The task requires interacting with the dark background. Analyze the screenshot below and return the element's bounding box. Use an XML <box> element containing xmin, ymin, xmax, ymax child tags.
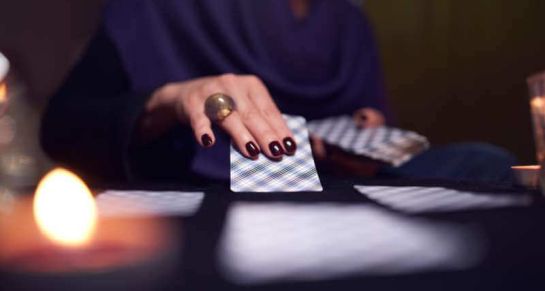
<box><xmin>0</xmin><ymin>0</ymin><xmax>543</xmax><ymax>164</ymax></box>
<box><xmin>365</xmin><ymin>0</ymin><xmax>545</xmax><ymax>164</ymax></box>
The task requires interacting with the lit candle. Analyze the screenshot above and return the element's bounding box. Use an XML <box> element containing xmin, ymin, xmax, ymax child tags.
<box><xmin>526</xmin><ymin>73</ymin><xmax>545</xmax><ymax>192</ymax></box>
<box><xmin>530</xmin><ymin>97</ymin><xmax>545</xmax><ymax>164</ymax></box>
<box><xmin>0</xmin><ymin>168</ymin><xmax>180</xmax><ymax>290</ymax></box>
<box><xmin>34</xmin><ymin>168</ymin><xmax>97</xmax><ymax>249</ymax></box>
<box><xmin>0</xmin><ymin>52</ymin><xmax>8</xmax><ymax>115</ymax></box>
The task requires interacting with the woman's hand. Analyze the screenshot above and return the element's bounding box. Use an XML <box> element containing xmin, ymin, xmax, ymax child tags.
<box><xmin>311</xmin><ymin>134</ymin><xmax>381</xmax><ymax>177</ymax></box>
<box><xmin>140</xmin><ymin>74</ymin><xmax>296</xmax><ymax>160</ymax></box>
<box><xmin>310</xmin><ymin>107</ymin><xmax>385</xmax><ymax>173</ymax></box>
<box><xmin>310</xmin><ymin>107</ymin><xmax>386</xmax><ymax>176</ymax></box>
<box><xmin>353</xmin><ymin>107</ymin><xmax>385</xmax><ymax>128</ymax></box>
<box><xmin>311</xmin><ymin>107</ymin><xmax>386</xmax><ymax>160</ymax></box>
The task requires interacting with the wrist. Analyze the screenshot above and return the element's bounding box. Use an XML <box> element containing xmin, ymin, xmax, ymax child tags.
<box><xmin>138</xmin><ymin>85</ymin><xmax>180</xmax><ymax>144</ymax></box>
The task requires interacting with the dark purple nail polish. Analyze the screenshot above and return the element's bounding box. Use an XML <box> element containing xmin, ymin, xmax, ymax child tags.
<box><xmin>269</xmin><ymin>141</ymin><xmax>284</xmax><ymax>156</ymax></box>
<box><xmin>246</xmin><ymin>142</ymin><xmax>260</xmax><ymax>157</ymax></box>
<box><xmin>201</xmin><ymin>134</ymin><xmax>213</xmax><ymax>147</ymax></box>
<box><xmin>283</xmin><ymin>137</ymin><xmax>297</xmax><ymax>155</ymax></box>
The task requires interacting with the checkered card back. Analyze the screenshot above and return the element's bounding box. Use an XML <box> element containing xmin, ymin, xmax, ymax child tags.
<box><xmin>230</xmin><ymin>115</ymin><xmax>323</xmax><ymax>192</ymax></box>
<box><xmin>96</xmin><ymin>190</ymin><xmax>204</xmax><ymax>217</ymax></box>
<box><xmin>354</xmin><ymin>185</ymin><xmax>531</xmax><ymax>214</ymax></box>
<box><xmin>307</xmin><ymin>116</ymin><xmax>429</xmax><ymax>167</ymax></box>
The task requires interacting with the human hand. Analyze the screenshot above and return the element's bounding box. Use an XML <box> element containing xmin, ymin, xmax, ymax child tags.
<box><xmin>310</xmin><ymin>134</ymin><xmax>327</xmax><ymax>160</ymax></box>
<box><xmin>310</xmin><ymin>134</ymin><xmax>381</xmax><ymax>177</ymax></box>
<box><xmin>310</xmin><ymin>109</ymin><xmax>385</xmax><ymax>176</ymax></box>
<box><xmin>311</xmin><ymin>108</ymin><xmax>385</xmax><ymax>160</ymax></box>
<box><xmin>353</xmin><ymin>107</ymin><xmax>385</xmax><ymax>128</ymax></box>
<box><xmin>143</xmin><ymin>74</ymin><xmax>296</xmax><ymax>160</ymax></box>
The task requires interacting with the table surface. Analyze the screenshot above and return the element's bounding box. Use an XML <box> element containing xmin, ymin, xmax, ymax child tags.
<box><xmin>149</xmin><ymin>175</ymin><xmax>544</xmax><ymax>291</ymax></box>
<box><xmin>4</xmin><ymin>175</ymin><xmax>545</xmax><ymax>291</ymax></box>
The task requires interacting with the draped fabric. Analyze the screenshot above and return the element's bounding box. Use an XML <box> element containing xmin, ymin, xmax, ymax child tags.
<box><xmin>104</xmin><ymin>0</ymin><xmax>388</xmax><ymax>179</ymax></box>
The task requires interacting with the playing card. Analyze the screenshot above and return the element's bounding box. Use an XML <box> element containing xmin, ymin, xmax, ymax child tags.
<box><xmin>218</xmin><ymin>202</ymin><xmax>480</xmax><ymax>284</ymax></box>
<box><xmin>96</xmin><ymin>190</ymin><xmax>204</xmax><ymax>217</ymax></box>
<box><xmin>354</xmin><ymin>185</ymin><xmax>531</xmax><ymax>214</ymax></box>
<box><xmin>307</xmin><ymin>116</ymin><xmax>429</xmax><ymax>167</ymax></box>
<box><xmin>230</xmin><ymin>115</ymin><xmax>323</xmax><ymax>192</ymax></box>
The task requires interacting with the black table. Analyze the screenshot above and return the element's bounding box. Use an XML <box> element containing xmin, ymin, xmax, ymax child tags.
<box><xmin>134</xmin><ymin>175</ymin><xmax>545</xmax><ymax>291</ymax></box>
<box><xmin>3</xmin><ymin>175</ymin><xmax>545</xmax><ymax>291</ymax></box>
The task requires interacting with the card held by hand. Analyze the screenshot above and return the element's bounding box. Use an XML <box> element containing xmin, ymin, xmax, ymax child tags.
<box><xmin>230</xmin><ymin>115</ymin><xmax>323</xmax><ymax>193</ymax></box>
<box><xmin>308</xmin><ymin>115</ymin><xmax>429</xmax><ymax>167</ymax></box>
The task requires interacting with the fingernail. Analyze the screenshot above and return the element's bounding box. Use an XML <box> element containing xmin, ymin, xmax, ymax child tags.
<box><xmin>283</xmin><ymin>137</ymin><xmax>297</xmax><ymax>155</ymax></box>
<box><xmin>201</xmin><ymin>134</ymin><xmax>213</xmax><ymax>147</ymax></box>
<box><xmin>269</xmin><ymin>141</ymin><xmax>284</xmax><ymax>156</ymax></box>
<box><xmin>246</xmin><ymin>142</ymin><xmax>260</xmax><ymax>157</ymax></box>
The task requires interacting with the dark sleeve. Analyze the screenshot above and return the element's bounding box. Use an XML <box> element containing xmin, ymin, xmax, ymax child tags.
<box><xmin>40</xmin><ymin>27</ymin><xmax>152</xmax><ymax>183</ymax></box>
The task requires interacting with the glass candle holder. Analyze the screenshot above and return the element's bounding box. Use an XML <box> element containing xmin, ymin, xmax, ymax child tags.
<box><xmin>0</xmin><ymin>52</ymin><xmax>9</xmax><ymax>116</ymax></box>
<box><xmin>0</xmin><ymin>52</ymin><xmax>48</xmax><ymax>194</ymax></box>
<box><xmin>527</xmin><ymin>72</ymin><xmax>545</xmax><ymax>164</ymax></box>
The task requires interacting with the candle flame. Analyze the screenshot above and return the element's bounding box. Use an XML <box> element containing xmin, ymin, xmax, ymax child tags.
<box><xmin>33</xmin><ymin>168</ymin><xmax>97</xmax><ymax>247</ymax></box>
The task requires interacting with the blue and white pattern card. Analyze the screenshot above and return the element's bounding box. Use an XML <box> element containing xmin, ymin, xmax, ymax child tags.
<box><xmin>307</xmin><ymin>116</ymin><xmax>429</xmax><ymax>167</ymax></box>
<box><xmin>230</xmin><ymin>115</ymin><xmax>323</xmax><ymax>192</ymax></box>
<box><xmin>96</xmin><ymin>190</ymin><xmax>205</xmax><ymax>217</ymax></box>
<box><xmin>354</xmin><ymin>185</ymin><xmax>531</xmax><ymax>214</ymax></box>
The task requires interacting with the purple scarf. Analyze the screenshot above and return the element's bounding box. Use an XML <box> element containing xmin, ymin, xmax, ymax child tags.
<box><xmin>104</xmin><ymin>0</ymin><xmax>388</xmax><ymax>179</ymax></box>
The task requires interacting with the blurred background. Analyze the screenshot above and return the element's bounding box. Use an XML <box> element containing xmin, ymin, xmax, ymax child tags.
<box><xmin>0</xmin><ymin>0</ymin><xmax>544</xmax><ymax>164</ymax></box>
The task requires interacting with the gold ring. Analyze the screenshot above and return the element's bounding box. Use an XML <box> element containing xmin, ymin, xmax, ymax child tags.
<box><xmin>205</xmin><ymin>93</ymin><xmax>236</xmax><ymax>122</ymax></box>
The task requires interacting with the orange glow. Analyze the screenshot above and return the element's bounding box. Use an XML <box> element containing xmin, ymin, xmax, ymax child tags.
<box><xmin>0</xmin><ymin>83</ymin><xmax>6</xmax><ymax>104</ymax></box>
<box><xmin>33</xmin><ymin>168</ymin><xmax>97</xmax><ymax>248</ymax></box>
<box><xmin>511</xmin><ymin>165</ymin><xmax>540</xmax><ymax>170</ymax></box>
<box><xmin>531</xmin><ymin>97</ymin><xmax>545</xmax><ymax>108</ymax></box>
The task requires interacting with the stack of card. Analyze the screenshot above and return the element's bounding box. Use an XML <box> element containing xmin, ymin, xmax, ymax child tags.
<box><xmin>230</xmin><ymin>115</ymin><xmax>323</xmax><ymax>192</ymax></box>
<box><xmin>354</xmin><ymin>185</ymin><xmax>531</xmax><ymax>214</ymax></box>
<box><xmin>308</xmin><ymin>116</ymin><xmax>429</xmax><ymax>167</ymax></box>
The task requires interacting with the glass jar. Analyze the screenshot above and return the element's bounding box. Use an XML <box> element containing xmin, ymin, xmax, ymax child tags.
<box><xmin>0</xmin><ymin>52</ymin><xmax>48</xmax><ymax>205</ymax></box>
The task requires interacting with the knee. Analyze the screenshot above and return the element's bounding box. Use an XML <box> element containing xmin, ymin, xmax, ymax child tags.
<box><xmin>445</xmin><ymin>142</ymin><xmax>517</xmax><ymax>166</ymax></box>
<box><xmin>425</xmin><ymin>142</ymin><xmax>517</xmax><ymax>182</ymax></box>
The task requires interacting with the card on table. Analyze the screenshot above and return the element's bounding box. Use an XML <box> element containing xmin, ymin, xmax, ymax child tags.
<box><xmin>218</xmin><ymin>202</ymin><xmax>480</xmax><ymax>284</ymax></box>
<box><xmin>96</xmin><ymin>190</ymin><xmax>204</xmax><ymax>217</ymax></box>
<box><xmin>354</xmin><ymin>185</ymin><xmax>531</xmax><ymax>214</ymax></box>
<box><xmin>230</xmin><ymin>115</ymin><xmax>323</xmax><ymax>192</ymax></box>
<box><xmin>307</xmin><ymin>115</ymin><xmax>429</xmax><ymax>167</ymax></box>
